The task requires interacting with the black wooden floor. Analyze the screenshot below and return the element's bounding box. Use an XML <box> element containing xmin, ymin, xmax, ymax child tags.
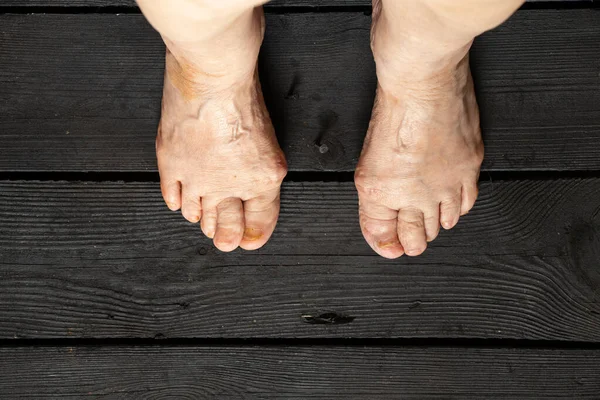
<box><xmin>1</xmin><ymin>0</ymin><xmax>600</xmax><ymax>398</ymax></box>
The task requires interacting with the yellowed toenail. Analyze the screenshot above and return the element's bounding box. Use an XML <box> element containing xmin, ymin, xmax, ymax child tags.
<box><xmin>166</xmin><ymin>202</ymin><xmax>177</xmax><ymax>210</ymax></box>
<box><xmin>378</xmin><ymin>240</ymin><xmax>397</xmax><ymax>249</ymax></box>
<box><xmin>243</xmin><ymin>228</ymin><xmax>263</xmax><ymax>241</ymax></box>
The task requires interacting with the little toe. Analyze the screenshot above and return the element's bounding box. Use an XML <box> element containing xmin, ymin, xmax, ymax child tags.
<box><xmin>358</xmin><ymin>200</ymin><xmax>404</xmax><ymax>259</ymax></box>
<box><xmin>240</xmin><ymin>189</ymin><xmax>280</xmax><ymax>251</ymax></box>
<box><xmin>424</xmin><ymin>206</ymin><xmax>441</xmax><ymax>242</ymax></box>
<box><xmin>440</xmin><ymin>195</ymin><xmax>462</xmax><ymax>230</ymax></box>
<box><xmin>397</xmin><ymin>209</ymin><xmax>427</xmax><ymax>256</ymax></box>
<box><xmin>213</xmin><ymin>197</ymin><xmax>244</xmax><ymax>252</ymax></box>
<box><xmin>181</xmin><ymin>190</ymin><xmax>201</xmax><ymax>223</ymax></box>
<box><xmin>161</xmin><ymin>179</ymin><xmax>181</xmax><ymax>211</ymax></box>
<box><xmin>200</xmin><ymin>197</ymin><xmax>219</xmax><ymax>239</ymax></box>
<box><xmin>461</xmin><ymin>183</ymin><xmax>479</xmax><ymax>216</ymax></box>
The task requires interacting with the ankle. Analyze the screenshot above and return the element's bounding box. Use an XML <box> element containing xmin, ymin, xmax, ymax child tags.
<box><xmin>165</xmin><ymin>48</ymin><xmax>259</xmax><ymax>98</ymax></box>
<box><xmin>163</xmin><ymin>7</ymin><xmax>264</xmax><ymax>91</ymax></box>
<box><xmin>374</xmin><ymin>51</ymin><xmax>471</xmax><ymax>102</ymax></box>
<box><xmin>371</xmin><ymin>4</ymin><xmax>473</xmax><ymax>93</ymax></box>
<box><xmin>372</xmin><ymin>33</ymin><xmax>471</xmax><ymax>97</ymax></box>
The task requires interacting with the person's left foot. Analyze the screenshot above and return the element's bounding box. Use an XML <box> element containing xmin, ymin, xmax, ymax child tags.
<box><xmin>355</xmin><ymin>9</ymin><xmax>484</xmax><ymax>259</ymax></box>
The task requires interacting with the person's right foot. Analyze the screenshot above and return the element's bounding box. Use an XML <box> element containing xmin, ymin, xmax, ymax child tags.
<box><xmin>156</xmin><ymin>9</ymin><xmax>287</xmax><ymax>252</ymax></box>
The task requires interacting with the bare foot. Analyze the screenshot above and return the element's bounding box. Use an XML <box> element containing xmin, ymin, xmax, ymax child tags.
<box><xmin>156</xmin><ymin>16</ymin><xmax>287</xmax><ymax>252</ymax></box>
<box><xmin>355</xmin><ymin>6</ymin><xmax>484</xmax><ymax>259</ymax></box>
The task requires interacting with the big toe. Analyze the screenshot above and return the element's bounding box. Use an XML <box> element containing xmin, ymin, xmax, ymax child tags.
<box><xmin>358</xmin><ymin>200</ymin><xmax>404</xmax><ymax>259</ymax></box>
<box><xmin>240</xmin><ymin>189</ymin><xmax>281</xmax><ymax>251</ymax></box>
<box><xmin>213</xmin><ymin>197</ymin><xmax>244</xmax><ymax>252</ymax></box>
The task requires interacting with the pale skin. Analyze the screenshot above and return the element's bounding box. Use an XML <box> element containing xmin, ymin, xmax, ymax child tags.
<box><xmin>136</xmin><ymin>0</ymin><xmax>524</xmax><ymax>256</ymax></box>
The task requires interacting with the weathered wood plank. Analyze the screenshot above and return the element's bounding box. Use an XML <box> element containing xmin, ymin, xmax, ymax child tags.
<box><xmin>1</xmin><ymin>10</ymin><xmax>599</xmax><ymax>172</ymax></box>
<box><xmin>0</xmin><ymin>345</ymin><xmax>598</xmax><ymax>398</ymax></box>
<box><xmin>0</xmin><ymin>0</ymin><xmax>587</xmax><ymax>7</ymax></box>
<box><xmin>1</xmin><ymin>179</ymin><xmax>599</xmax><ymax>340</ymax></box>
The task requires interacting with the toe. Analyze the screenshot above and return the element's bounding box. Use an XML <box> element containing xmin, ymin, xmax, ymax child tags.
<box><xmin>397</xmin><ymin>209</ymin><xmax>427</xmax><ymax>256</ymax></box>
<box><xmin>424</xmin><ymin>205</ymin><xmax>441</xmax><ymax>242</ymax></box>
<box><xmin>213</xmin><ymin>197</ymin><xmax>244</xmax><ymax>252</ymax></box>
<box><xmin>200</xmin><ymin>197</ymin><xmax>219</xmax><ymax>239</ymax></box>
<box><xmin>180</xmin><ymin>190</ymin><xmax>201</xmax><ymax>223</ymax></box>
<box><xmin>160</xmin><ymin>179</ymin><xmax>181</xmax><ymax>211</ymax></box>
<box><xmin>240</xmin><ymin>189</ymin><xmax>280</xmax><ymax>251</ymax></box>
<box><xmin>358</xmin><ymin>199</ymin><xmax>404</xmax><ymax>259</ymax></box>
<box><xmin>461</xmin><ymin>183</ymin><xmax>479</xmax><ymax>216</ymax></box>
<box><xmin>440</xmin><ymin>194</ymin><xmax>462</xmax><ymax>230</ymax></box>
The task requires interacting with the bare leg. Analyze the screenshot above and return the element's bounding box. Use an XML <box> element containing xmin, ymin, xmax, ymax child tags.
<box><xmin>356</xmin><ymin>0</ymin><xmax>524</xmax><ymax>258</ymax></box>
<box><xmin>137</xmin><ymin>0</ymin><xmax>287</xmax><ymax>252</ymax></box>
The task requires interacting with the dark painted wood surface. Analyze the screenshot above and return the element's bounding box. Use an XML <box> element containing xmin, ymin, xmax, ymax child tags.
<box><xmin>1</xmin><ymin>10</ymin><xmax>600</xmax><ymax>172</ymax></box>
<box><xmin>1</xmin><ymin>179</ymin><xmax>599</xmax><ymax>340</ymax></box>
<box><xmin>0</xmin><ymin>345</ymin><xmax>598</xmax><ymax>398</ymax></box>
<box><xmin>1</xmin><ymin>2</ymin><xmax>599</xmax><ymax>393</ymax></box>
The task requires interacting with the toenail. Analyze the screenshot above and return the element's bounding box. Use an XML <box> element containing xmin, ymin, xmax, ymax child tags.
<box><xmin>377</xmin><ymin>240</ymin><xmax>397</xmax><ymax>249</ymax></box>
<box><xmin>243</xmin><ymin>227</ymin><xmax>263</xmax><ymax>241</ymax></box>
<box><xmin>166</xmin><ymin>201</ymin><xmax>178</xmax><ymax>210</ymax></box>
<box><xmin>215</xmin><ymin>235</ymin><xmax>239</xmax><ymax>249</ymax></box>
<box><xmin>406</xmin><ymin>247</ymin><xmax>425</xmax><ymax>255</ymax></box>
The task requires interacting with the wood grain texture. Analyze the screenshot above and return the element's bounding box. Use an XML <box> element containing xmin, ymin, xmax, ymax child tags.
<box><xmin>0</xmin><ymin>345</ymin><xmax>599</xmax><ymax>398</ymax></box>
<box><xmin>1</xmin><ymin>179</ymin><xmax>599</xmax><ymax>340</ymax></box>
<box><xmin>1</xmin><ymin>11</ymin><xmax>600</xmax><ymax>172</ymax></box>
<box><xmin>0</xmin><ymin>0</ymin><xmax>587</xmax><ymax>7</ymax></box>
